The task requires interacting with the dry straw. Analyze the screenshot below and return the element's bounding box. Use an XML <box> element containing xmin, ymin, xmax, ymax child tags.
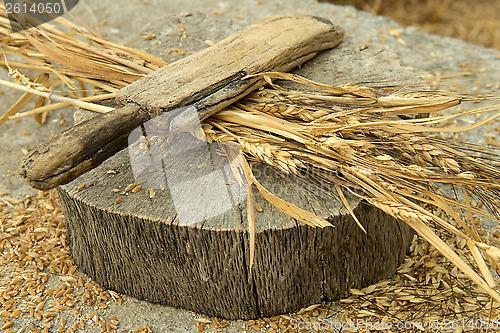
<box><xmin>1</xmin><ymin>5</ymin><xmax>500</xmax><ymax>326</ymax></box>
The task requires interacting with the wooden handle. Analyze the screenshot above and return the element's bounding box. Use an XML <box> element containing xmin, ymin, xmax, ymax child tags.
<box><xmin>19</xmin><ymin>104</ymin><xmax>149</xmax><ymax>190</ymax></box>
<box><xmin>20</xmin><ymin>15</ymin><xmax>344</xmax><ymax>190</ymax></box>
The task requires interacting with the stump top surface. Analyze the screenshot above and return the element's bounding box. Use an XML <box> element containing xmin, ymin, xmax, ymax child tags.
<box><xmin>63</xmin><ymin>13</ymin><xmax>423</xmax><ymax>232</ymax></box>
<box><xmin>62</xmin><ymin>145</ymin><xmax>354</xmax><ymax>232</ymax></box>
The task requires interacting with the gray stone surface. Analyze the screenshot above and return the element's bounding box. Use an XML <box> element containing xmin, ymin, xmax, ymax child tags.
<box><xmin>1</xmin><ymin>0</ymin><xmax>499</xmax><ymax>331</ymax></box>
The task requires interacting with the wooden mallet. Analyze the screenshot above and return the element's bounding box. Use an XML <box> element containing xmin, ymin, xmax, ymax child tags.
<box><xmin>19</xmin><ymin>15</ymin><xmax>344</xmax><ymax>190</ymax></box>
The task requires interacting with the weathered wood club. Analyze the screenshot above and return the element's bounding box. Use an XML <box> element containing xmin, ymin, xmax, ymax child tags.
<box><xmin>19</xmin><ymin>15</ymin><xmax>344</xmax><ymax>190</ymax></box>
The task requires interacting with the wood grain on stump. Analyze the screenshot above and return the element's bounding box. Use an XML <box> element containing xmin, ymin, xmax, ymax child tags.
<box><xmin>57</xmin><ymin>14</ymin><xmax>419</xmax><ymax>319</ymax></box>
<box><xmin>58</xmin><ymin>148</ymin><xmax>414</xmax><ymax>319</ymax></box>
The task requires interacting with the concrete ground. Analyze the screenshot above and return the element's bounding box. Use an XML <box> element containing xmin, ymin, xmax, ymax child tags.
<box><xmin>1</xmin><ymin>0</ymin><xmax>499</xmax><ymax>332</ymax></box>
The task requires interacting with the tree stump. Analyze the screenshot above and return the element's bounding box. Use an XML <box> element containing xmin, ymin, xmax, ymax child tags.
<box><xmin>57</xmin><ymin>14</ymin><xmax>418</xmax><ymax>319</ymax></box>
